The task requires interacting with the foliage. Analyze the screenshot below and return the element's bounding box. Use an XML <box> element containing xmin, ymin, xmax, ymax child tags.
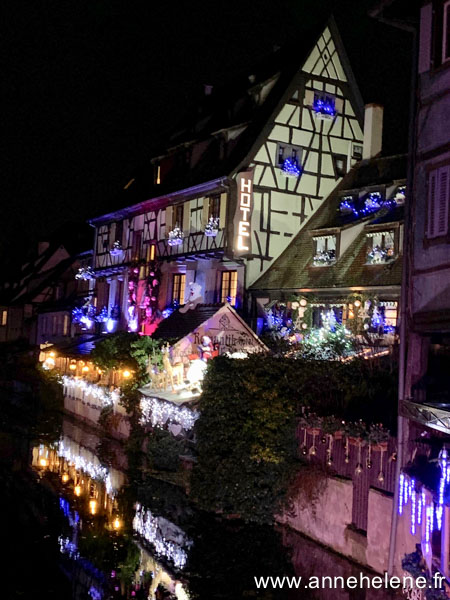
<box><xmin>118</xmin><ymin>542</ymin><xmax>140</xmax><ymax>585</ymax></box>
<box><xmin>90</xmin><ymin>331</ymin><xmax>140</xmax><ymax>371</ymax></box>
<box><xmin>130</xmin><ymin>335</ymin><xmax>163</xmax><ymax>376</ymax></box>
<box><xmin>191</xmin><ymin>356</ymin><xmax>300</xmax><ymax>524</ymax></box>
<box><xmin>146</xmin><ymin>428</ymin><xmax>184</xmax><ymax>472</ymax></box>
<box><xmin>192</xmin><ymin>354</ymin><xmax>398</xmax><ymax>523</ymax></box>
<box><xmin>296</xmin><ymin>323</ymin><xmax>354</xmax><ymax>360</ymax></box>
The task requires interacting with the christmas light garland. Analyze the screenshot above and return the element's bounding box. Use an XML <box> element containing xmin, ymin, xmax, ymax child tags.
<box><xmin>133</xmin><ymin>504</ymin><xmax>190</xmax><ymax>570</ymax></box>
<box><xmin>62</xmin><ymin>375</ymin><xmax>120</xmax><ymax>410</ymax></box>
<box><xmin>140</xmin><ymin>396</ymin><xmax>199</xmax><ymax>432</ymax></box>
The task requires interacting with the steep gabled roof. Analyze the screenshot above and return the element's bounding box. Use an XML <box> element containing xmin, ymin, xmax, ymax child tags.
<box><xmin>90</xmin><ymin>16</ymin><xmax>364</xmax><ymax>223</ymax></box>
<box><xmin>250</xmin><ymin>154</ymin><xmax>406</xmax><ymax>292</ymax></box>
<box><xmin>152</xmin><ymin>304</ymin><xmax>225</xmax><ymax>341</ymax></box>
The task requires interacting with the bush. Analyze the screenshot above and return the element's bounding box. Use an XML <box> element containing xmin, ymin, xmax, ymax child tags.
<box><xmin>191</xmin><ymin>354</ymin><xmax>398</xmax><ymax>523</ymax></box>
<box><xmin>146</xmin><ymin>428</ymin><xmax>184</xmax><ymax>472</ymax></box>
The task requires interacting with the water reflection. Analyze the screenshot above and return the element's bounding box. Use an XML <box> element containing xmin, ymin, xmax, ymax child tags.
<box><xmin>12</xmin><ymin>413</ymin><xmax>393</xmax><ymax>599</ymax></box>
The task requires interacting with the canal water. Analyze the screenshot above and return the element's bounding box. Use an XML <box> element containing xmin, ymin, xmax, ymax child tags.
<box><xmin>0</xmin><ymin>397</ymin><xmax>394</xmax><ymax>600</ymax></box>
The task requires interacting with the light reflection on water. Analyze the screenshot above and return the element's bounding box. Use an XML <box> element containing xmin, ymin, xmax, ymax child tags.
<box><xmin>22</xmin><ymin>416</ymin><xmax>393</xmax><ymax>600</ymax></box>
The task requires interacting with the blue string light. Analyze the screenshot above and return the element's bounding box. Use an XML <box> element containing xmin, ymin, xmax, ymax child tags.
<box><xmin>312</xmin><ymin>96</ymin><xmax>336</xmax><ymax>117</ymax></box>
<box><xmin>282</xmin><ymin>157</ymin><xmax>301</xmax><ymax>177</ymax></box>
<box><xmin>339</xmin><ymin>192</ymin><xmax>396</xmax><ymax>219</ymax></box>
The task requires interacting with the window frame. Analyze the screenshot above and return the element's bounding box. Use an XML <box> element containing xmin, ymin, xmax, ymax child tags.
<box><xmin>219</xmin><ymin>270</ymin><xmax>238</xmax><ymax>305</ymax></box>
<box><xmin>442</xmin><ymin>0</ymin><xmax>450</xmax><ymax>64</ymax></box>
<box><xmin>426</xmin><ymin>164</ymin><xmax>450</xmax><ymax>240</ymax></box>
<box><xmin>171</xmin><ymin>273</ymin><xmax>186</xmax><ymax>305</ymax></box>
<box><xmin>208</xmin><ymin>194</ymin><xmax>221</xmax><ymax>220</ymax></box>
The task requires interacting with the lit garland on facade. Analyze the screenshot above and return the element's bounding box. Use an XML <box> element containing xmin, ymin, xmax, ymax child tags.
<box><xmin>204</xmin><ymin>216</ymin><xmax>219</xmax><ymax>237</ymax></box>
<box><xmin>281</xmin><ymin>157</ymin><xmax>302</xmax><ymax>177</ymax></box>
<box><xmin>133</xmin><ymin>504</ymin><xmax>190</xmax><ymax>570</ymax></box>
<box><xmin>312</xmin><ymin>96</ymin><xmax>336</xmax><ymax>118</ymax></box>
<box><xmin>140</xmin><ymin>396</ymin><xmax>199</xmax><ymax>432</ymax></box>
<box><xmin>398</xmin><ymin>456</ymin><xmax>450</xmax><ymax>544</ymax></box>
<box><xmin>61</xmin><ymin>375</ymin><xmax>120</xmax><ymax>409</ymax></box>
<box><xmin>75</xmin><ymin>266</ymin><xmax>95</xmax><ymax>281</ymax></box>
<box><xmin>339</xmin><ymin>192</ymin><xmax>396</xmax><ymax>219</ymax></box>
<box><xmin>168</xmin><ymin>227</ymin><xmax>184</xmax><ymax>247</ymax></box>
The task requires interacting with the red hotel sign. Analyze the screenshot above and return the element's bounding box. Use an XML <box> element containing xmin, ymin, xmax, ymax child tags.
<box><xmin>234</xmin><ymin>169</ymin><xmax>254</xmax><ymax>257</ymax></box>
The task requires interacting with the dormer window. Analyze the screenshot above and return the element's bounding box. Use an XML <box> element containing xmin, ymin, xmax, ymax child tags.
<box><xmin>339</xmin><ymin>192</ymin><xmax>384</xmax><ymax>219</ymax></box>
<box><xmin>313</xmin><ymin>235</ymin><xmax>337</xmax><ymax>266</ymax></box>
<box><xmin>277</xmin><ymin>144</ymin><xmax>302</xmax><ymax>178</ymax></box>
<box><xmin>366</xmin><ymin>231</ymin><xmax>395</xmax><ymax>264</ymax></box>
<box><xmin>312</xmin><ymin>92</ymin><xmax>336</xmax><ymax>119</ymax></box>
<box><xmin>339</xmin><ymin>195</ymin><xmax>355</xmax><ymax>214</ymax></box>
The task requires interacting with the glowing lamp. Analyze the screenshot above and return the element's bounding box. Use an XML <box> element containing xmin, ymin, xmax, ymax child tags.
<box><xmin>69</xmin><ymin>363</ymin><xmax>77</xmax><ymax>371</ymax></box>
<box><xmin>301</xmin><ymin>322</ymin><xmax>308</xmax><ymax>330</ymax></box>
<box><xmin>74</xmin><ymin>485</ymin><xmax>81</xmax><ymax>497</ymax></box>
<box><xmin>123</xmin><ymin>370</ymin><xmax>131</xmax><ymax>379</ymax></box>
<box><xmin>300</xmin><ymin>298</ymin><xmax>307</xmax><ymax>307</ymax></box>
<box><xmin>49</xmin><ymin>351</ymin><xmax>56</xmax><ymax>358</ymax></box>
<box><xmin>62</xmin><ymin>473</ymin><xmax>69</xmax><ymax>483</ymax></box>
<box><xmin>82</xmin><ymin>365</ymin><xmax>89</xmax><ymax>373</ymax></box>
<box><xmin>354</xmin><ymin>300</ymin><xmax>361</xmax><ymax>308</ymax></box>
<box><xmin>89</xmin><ymin>500</ymin><xmax>97</xmax><ymax>515</ymax></box>
<box><xmin>113</xmin><ymin>518</ymin><xmax>121</xmax><ymax>530</ymax></box>
<box><xmin>39</xmin><ymin>458</ymin><xmax>47</xmax><ymax>467</ymax></box>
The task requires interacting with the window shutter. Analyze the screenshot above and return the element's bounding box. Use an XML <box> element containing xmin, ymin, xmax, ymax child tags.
<box><xmin>419</xmin><ymin>4</ymin><xmax>433</xmax><ymax>73</ymax></box>
<box><xmin>428</xmin><ymin>170</ymin><xmax>437</xmax><ymax>237</ymax></box>
<box><xmin>437</xmin><ymin>166</ymin><xmax>450</xmax><ymax>236</ymax></box>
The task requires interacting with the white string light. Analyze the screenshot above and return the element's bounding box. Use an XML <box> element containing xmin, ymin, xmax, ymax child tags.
<box><xmin>140</xmin><ymin>396</ymin><xmax>199</xmax><ymax>432</ymax></box>
<box><xmin>133</xmin><ymin>504</ymin><xmax>190</xmax><ymax>570</ymax></box>
<box><xmin>61</xmin><ymin>375</ymin><xmax>120</xmax><ymax>409</ymax></box>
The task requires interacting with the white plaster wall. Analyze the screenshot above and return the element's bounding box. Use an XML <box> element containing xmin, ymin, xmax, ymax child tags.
<box><xmin>278</xmin><ymin>477</ymin><xmax>353</xmax><ymax>558</ymax></box>
<box><xmin>279</xmin><ymin>477</ymin><xmax>397</xmax><ymax>574</ymax></box>
<box><xmin>367</xmin><ymin>489</ymin><xmax>392</xmax><ymax>573</ymax></box>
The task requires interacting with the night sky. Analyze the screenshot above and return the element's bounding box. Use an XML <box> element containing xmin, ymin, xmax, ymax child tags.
<box><xmin>2</xmin><ymin>0</ymin><xmax>412</xmax><ymax>267</ymax></box>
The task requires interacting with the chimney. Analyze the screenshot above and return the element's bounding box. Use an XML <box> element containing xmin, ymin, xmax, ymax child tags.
<box><xmin>362</xmin><ymin>103</ymin><xmax>383</xmax><ymax>159</ymax></box>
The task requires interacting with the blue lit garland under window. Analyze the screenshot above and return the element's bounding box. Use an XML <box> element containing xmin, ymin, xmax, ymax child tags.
<box><xmin>339</xmin><ymin>192</ymin><xmax>396</xmax><ymax>219</ymax></box>
<box><xmin>281</xmin><ymin>157</ymin><xmax>301</xmax><ymax>177</ymax></box>
<box><xmin>312</xmin><ymin>96</ymin><xmax>336</xmax><ymax>118</ymax></box>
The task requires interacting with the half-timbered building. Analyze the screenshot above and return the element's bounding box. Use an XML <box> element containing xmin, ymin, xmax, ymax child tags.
<box><xmin>87</xmin><ymin>17</ymin><xmax>366</xmax><ymax>335</ymax></box>
<box><xmin>249</xmin><ymin>152</ymin><xmax>406</xmax><ymax>345</ymax></box>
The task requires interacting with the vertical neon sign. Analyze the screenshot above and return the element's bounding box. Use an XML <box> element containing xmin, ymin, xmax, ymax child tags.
<box><xmin>234</xmin><ymin>169</ymin><xmax>254</xmax><ymax>257</ymax></box>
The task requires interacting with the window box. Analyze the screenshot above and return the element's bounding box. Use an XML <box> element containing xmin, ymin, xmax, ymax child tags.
<box><xmin>168</xmin><ymin>227</ymin><xmax>184</xmax><ymax>247</ymax></box>
<box><xmin>313</xmin><ymin>249</ymin><xmax>336</xmax><ymax>266</ymax></box>
<box><xmin>312</xmin><ymin>92</ymin><xmax>337</xmax><ymax>119</ymax></box>
<box><xmin>277</xmin><ymin>144</ymin><xmax>302</xmax><ymax>178</ymax></box>
<box><xmin>110</xmin><ymin>241</ymin><xmax>124</xmax><ymax>257</ymax></box>
<box><xmin>204</xmin><ymin>217</ymin><xmax>219</xmax><ymax>237</ymax></box>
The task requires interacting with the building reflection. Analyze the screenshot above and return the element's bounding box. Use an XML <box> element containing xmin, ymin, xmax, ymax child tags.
<box><xmin>31</xmin><ymin>429</ymin><xmax>190</xmax><ymax>600</ymax></box>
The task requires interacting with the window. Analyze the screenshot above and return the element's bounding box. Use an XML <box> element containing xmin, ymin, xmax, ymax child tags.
<box><xmin>52</xmin><ymin>315</ymin><xmax>58</xmax><ymax>336</ymax></box>
<box><xmin>132</xmin><ymin>231</ymin><xmax>142</xmax><ymax>261</ymax></box>
<box><xmin>333</xmin><ymin>154</ymin><xmax>347</xmax><ymax>177</ymax></box>
<box><xmin>313</xmin><ymin>236</ymin><xmax>337</xmax><ymax>266</ymax></box>
<box><xmin>276</xmin><ymin>143</ymin><xmax>302</xmax><ymax>177</ymax></box>
<box><xmin>427</xmin><ymin>165</ymin><xmax>450</xmax><ymax>238</ymax></box>
<box><xmin>174</xmin><ymin>204</ymin><xmax>184</xmax><ymax>229</ymax></box>
<box><xmin>312</xmin><ymin>92</ymin><xmax>336</xmax><ymax>118</ymax></box>
<box><xmin>208</xmin><ymin>195</ymin><xmax>221</xmax><ymax>220</ymax></box>
<box><xmin>63</xmin><ymin>314</ymin><xmax>70</xmax><ymax>336</ymax></box>
<box><xmin>352</xmin><ymin>144</ymin><xmax>363</xmax><ymax>161</ymax></box>
<box><xmin>366</xmin><ymin>231</ymin><xmax>395</xmax><ymax>264</ymax></box>
<box><xmin>443</xmin><ymin>1</ymin><xmax>450</xmax><ymax>63</ymax></box>
<box><xmin>1</xmin><ymin>310</ymin><xmax>7</xmax><ymax>326</ymax></box>
<box><xmin>146</xmin><ymin>243</ymin><xmax>156</xmax><ymax>262</ymax></box>
<box><xmin>172</xmin><ymin>274</ymin><xmax>186</xmax><ymax>305</ymax></box>
<box><xmin>220</xmin><ymin>271</ymin><xmax>238</xmax><ymax>305</ymax></box>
